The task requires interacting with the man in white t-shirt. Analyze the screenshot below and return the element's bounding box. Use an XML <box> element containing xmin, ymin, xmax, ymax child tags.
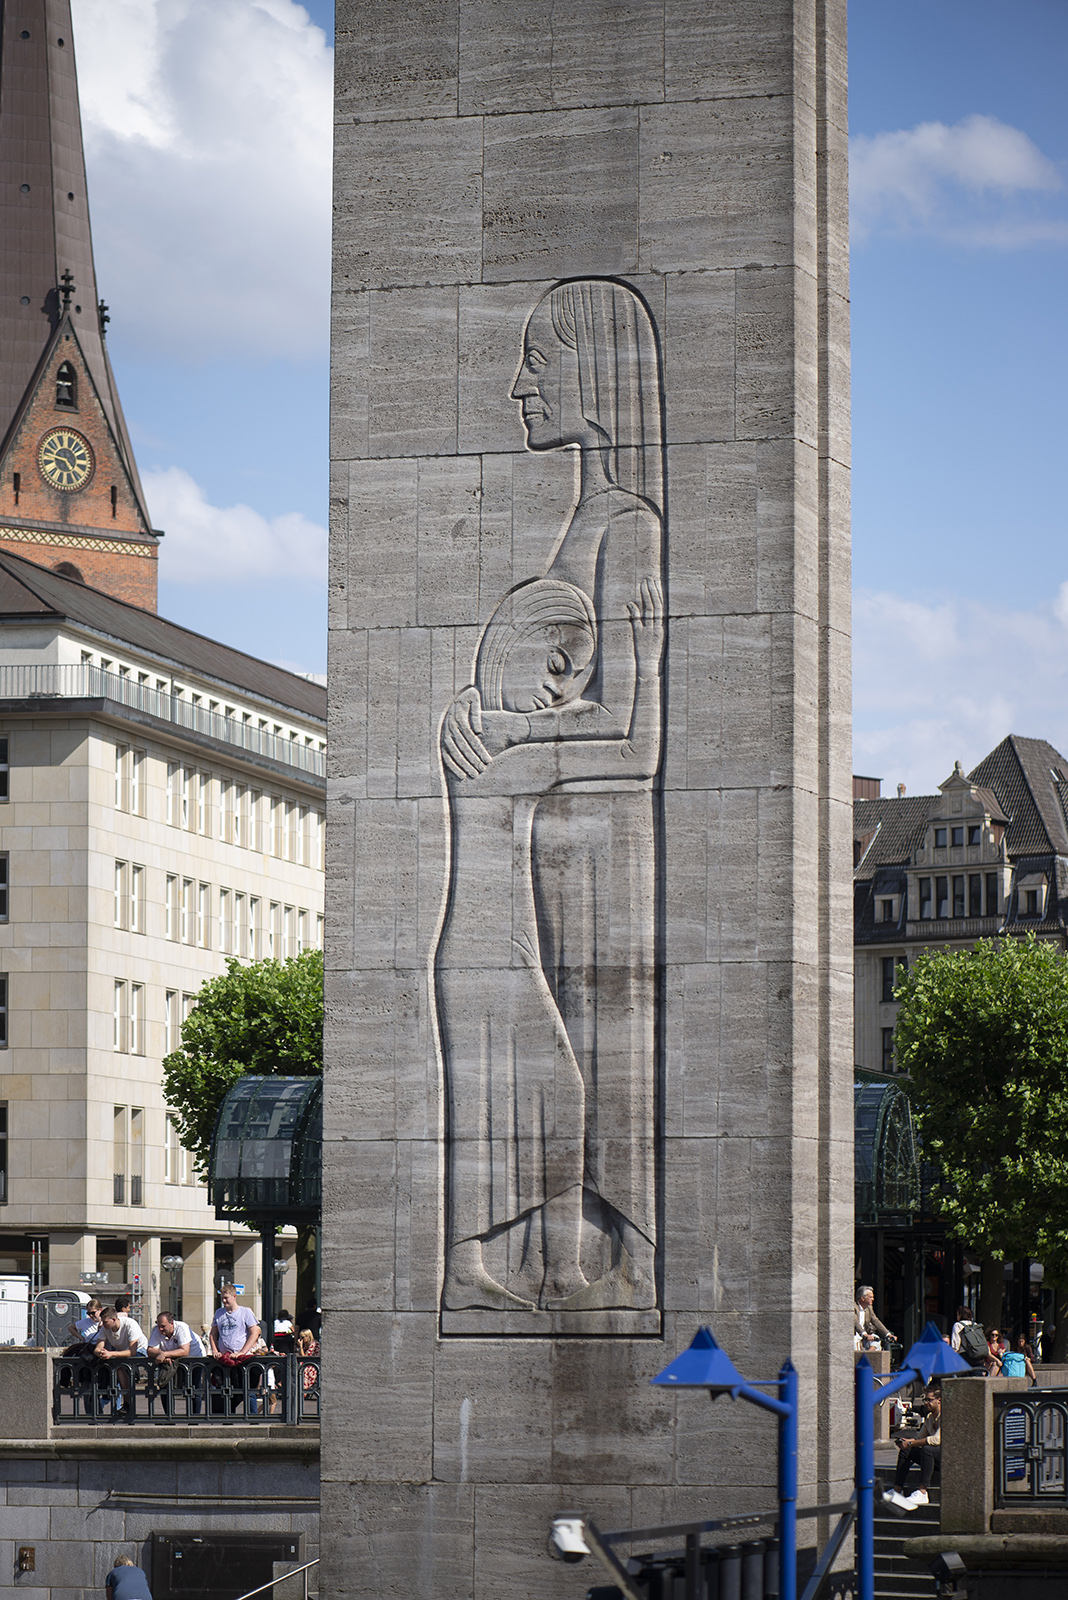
<box><xmin>93</xmin><ymin>1308</ymin><xmax>149</xmax><ymax>1417</ymax></box>
<box><xmin>147</xmin><ymin>1311</ymin><xmax>205</xmax><ymax>1414</ymax></box>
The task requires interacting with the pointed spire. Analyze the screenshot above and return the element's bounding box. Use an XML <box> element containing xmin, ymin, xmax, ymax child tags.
<box><xmin>0</xmin><ymin>0</ymin><xmax>148</xmax><ymax>517</ymax></box>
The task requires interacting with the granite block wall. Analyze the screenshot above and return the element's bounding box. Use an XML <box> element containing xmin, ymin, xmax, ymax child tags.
<box><xmin>325</xmin><ymin>1</ymin><xmax>853</xmax><ymax>1593</ymax></box>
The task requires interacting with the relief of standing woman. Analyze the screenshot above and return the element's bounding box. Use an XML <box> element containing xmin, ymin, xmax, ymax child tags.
<box><xmin>436</xmin><ymin>279</ymin><xmax>665</xmax><ymax>1316</ymax></box>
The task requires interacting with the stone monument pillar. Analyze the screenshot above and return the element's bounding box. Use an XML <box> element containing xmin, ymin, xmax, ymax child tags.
<box><xmin>323</xmin><ymin>2</ymin><xmax>852</xmax><ymax>1594</ymax></box>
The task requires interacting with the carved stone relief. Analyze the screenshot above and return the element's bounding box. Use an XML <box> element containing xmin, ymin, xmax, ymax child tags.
<box><xmin>433</xmin><ymin>279</ymin><xmax>665</xmax><ymax>1334</ymax></box>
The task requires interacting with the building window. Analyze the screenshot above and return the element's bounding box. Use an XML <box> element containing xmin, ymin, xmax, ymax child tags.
<box><xmin>55</xmin><ymin>360</ymin><xmax>77</xmax><ymax>407</ymax></box>
<box><xmin>934</xmin><ymin>828</ymin><xmax>947</xmax><ymax>849</ymax></box>
<box><xmin>235</xmin><ymin>892</ymin><xmax>248</xmax><ymax>957</ymax></box>
<box><xmin>936</xmin><ymin>876</ymin><xmax>949</xmax><ymax>918</ymax></box>
<box><xmin>220</xmin><ymin>779</ymin><xmax>234</xmax><ymax>844</ymax></box>
<box><xmin>219</xmin><ymin>888</ymin><xmax>232</xmax><ymax>954</ymax></box>
<box><xmin>250</xmin><ymin>789</ymin><xmax>263</xmax><ymax>852</ymax></box>
<box><xmin>165</xmin><ymin>875</ymin><xmax>177</xmax><ymax>940</ymax></box>
<box><xmin>284</xmin><ymin>904</ymin><xmax>296</xmax><ymax>959</ymax></box>
<box><xmin>269</xmin><ymin>901</ymin><xmax>281</xmax><ymax>959</ymax></box>
<box><xmin>316</xmin><ymin>811</ymin><xmax>325</xmax><ymax>870</ymax></box>
<box><xmin>114</xmin><ymin>980</ymin><xmax>128</xmax><ymax>1052</ymax></box>
<box><xmin>271</xmin><ymin>796</ymin><xmax>284</xmax><ymax>857</ymax></box>
<box><xmin>968</xmin><ymin>825</ymin><xmax>981</xmax><ymax>846</ymax></box>
<box><xmin>882</xmin><ymin>1027</ymin><xmax>895</xmax><ymax>1074</ymax></box>
<box><xmin>969</xmin><ymin>874</ymin><xmax>982</xmax><ymax>918</ymax></box>
<box><xmin>0</xmin><ymin>853</ymin><xmax>8</xmax><ymax>921</ymax></box>
<box><xmin>953</xmin><ymin>875</ymin><xmax>965</xmax><ymax>919</ymax></box>
<box><xmin>0</xmin><ymin>736</ymin><xmax>8</xmax><ymax>801</ymax></box>
<box><xmin>181</xmin><ymin>765</ymin><xmax>194</xmax><ymax>831</ymax></box>
<box><xmin>235</xmin><ymin>784</ymin><xmax>249</xmax><ymax>848</ymax></box>
<box><xmin>879</xmin><ymin>898</ymin><xmax>894</xmax><ymax>923</ymax></box>
<box><xmin>130</xmin><ymin>1108</ymin><xmax>144</xmax><ymax>1206</ymax></box>
<box><xmin>286</xmin><ymin>803</ymin><xmax>298</xmax><ymax>863</ymax></box>
<box><xmin>165</xmin><ymin>990</ymin><xmax>178</xmax><ymax>1054</ymax></box>
<box><xmin>919</xmin><ymin>877</ymin><xmax>932</xmax><ymax>919</ymax></box>
<box><xmin>1025</xmin><ymin>888</ymin><xmax>1039</xmax><ymax>917</ymax></box>
<box><xmin>0</xmin><ymin>975</ymin><xmax>8</xmax><ymax>1046</ymax></box>
<box><xmin>197</xmin><ymin>881</ymin><xmax>211</xmax><ymax>948</ymax></box>
<box><xmin>181</xmin><ymin>878</ymin><xmax>194</xmax><ymax>944</ymax></box>
<box><xmin>0</xmin><ymin>1103</ymin><xmax>6</xmax><ymax>1202</ymax></box>
<box><xmin>198</xmin><ymin>771</ymin><xmax>210</xmax><ymax>836</ymax></box>
<box><xmin>115</xmin><ymin>745</ymin><xmax>145</xmax><ymax>814</ymax></box>
<box><xmin>181</xmin><ymin>991</ymin><xmax>195</xmax><ymax>1023</ymax></box>
<box><xmin>297</xmin><ymin>805</ymin><xmax>309</xmax><ymax>865</ymax></box>
<box><xmin>167</xmin><ymin>760</ymin><xmax>179</xmax><ymax>826</ymax></box>
<box><xmin>249</xmin><ymin>896</ymin><xmax>261</xmax><ymax>960</ymax></box>
<box><xmin>130</xmin><ymin>983</ymin><xmax>144</xmax><ymax>1056</ymax></box>
<box><xmin>114</xmin><ymin>860</ymin><xmax>129</xmax><ymax>929</ymax></box>
<box><xmin>131</xmin><ymin>864</ymin><xmax>145</xmax><ymax>934</ymax></box>
<box><xmin>951</xmin><ymin>826</ymin><xmax>964</xmax><ymax>847</ymax></box>
<box><xmin>113</xmin><ymin>1105</ymin><xmax>127</xmax><ymax>1204</ymax></box>
<box><xmin>986</xmin><ymin>873</ymin><xmax>1000</xmax><ymax>917</ymax></box>
<box><xmin>881</xmin><ymin>956</ymin><xmax>897</xmax><ymax>1004</ymax></box>
<box><xmin>298</xmin><ymin>908</ymin><xmax>309</xmax><ymax>952</ymax></box>
<box><xmin>316</xmin><ymin>913</ymin><xmax>324</xmax><ymax>950</ymax></box>
<box><xmin>165</xmin><ymin>1115</ymin><xmax>190</xmax><ymax>1186</ymax></box>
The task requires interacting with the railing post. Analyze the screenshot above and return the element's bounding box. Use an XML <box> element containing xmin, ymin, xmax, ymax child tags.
<box><xmin>855</xmin><ymin>1357</ymin><xmax>875</xmax><ymax>1600</ymax></box>
<box><xmin>778</xmin><ymin>1362</ymin><xmax>797</xmax><ymax>1600</ymax></box>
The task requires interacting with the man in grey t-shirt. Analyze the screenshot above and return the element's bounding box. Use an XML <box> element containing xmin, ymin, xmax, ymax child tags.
<box><xmin>209</xmin><ymin>1287</ymin><xmax>260</xmax><ymax>1356</ymax></box>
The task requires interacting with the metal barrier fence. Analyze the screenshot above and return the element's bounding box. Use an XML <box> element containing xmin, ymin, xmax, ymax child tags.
<box><xmin>995</xmin><ymin>1388</ymin><xmax>1068</xmax><ymax>1505</ymax></box>
<box><xmin>52</xmin><ymin>1353</ymin><xmax>320</xmax><ymax>1425</ymax></box>
<box><xmin>0</xmin><ymin>663</ymin><xmax>325</xmax><ymax>777</ymax></box>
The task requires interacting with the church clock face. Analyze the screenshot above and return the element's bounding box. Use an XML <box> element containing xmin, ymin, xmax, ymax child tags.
<box><xmin>37</xmin><ymin>427</ymin><xmax>94</xmax><ymax>492</ymax></box>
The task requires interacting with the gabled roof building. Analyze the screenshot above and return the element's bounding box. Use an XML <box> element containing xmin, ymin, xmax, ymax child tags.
<box><xmin>854</xmin><ymin>735</ymin><xmax>1068</xmax><ymax>1078</ymax></box>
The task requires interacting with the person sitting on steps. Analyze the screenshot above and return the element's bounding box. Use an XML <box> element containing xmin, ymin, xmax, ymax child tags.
<box><xmin>887</xmin><ymin>1385</ymin><xmax>941</xmax><ymax>1507</ymax></box>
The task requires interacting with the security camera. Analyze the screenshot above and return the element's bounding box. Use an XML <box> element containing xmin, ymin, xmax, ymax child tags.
<box><xmin>549</xmin><ymin>1516</ymin><xmax>591</xmax><ymax>1564</ymax></box>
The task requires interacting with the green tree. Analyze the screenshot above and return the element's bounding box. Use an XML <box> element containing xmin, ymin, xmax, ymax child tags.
<box><xmin>894</xmin><ymin>934</ymin><xmax>1068</xmax><ymax>1352</ymax></box>
<box><xmin>162</xmin><ymin>949</ymin><xmax>323</xmax><ymax>1313</ymax></box>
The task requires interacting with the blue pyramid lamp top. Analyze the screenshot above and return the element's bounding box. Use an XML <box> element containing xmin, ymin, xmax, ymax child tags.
<box><xmin>651</xmin><ymin>1327</ymin><xmax>748</xmax><ymax>1394</ymax></box>
<box><xmin>902</xmin><ymin>1320</ymin><xmax>973</xmax><ymax>1381</ymax></box>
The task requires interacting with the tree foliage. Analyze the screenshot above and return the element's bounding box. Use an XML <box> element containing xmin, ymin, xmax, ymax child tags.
<box><xmin>162</xmin><ymin>949</ymin><xmax>323</xmax><ymax>1181</ymax></box>
<box><xmin>894</xmin><ymin>934</ymin><xmax>1068</xmax><ymax>1281</ymax></box>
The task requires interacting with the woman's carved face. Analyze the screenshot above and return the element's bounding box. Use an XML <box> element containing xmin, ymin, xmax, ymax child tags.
<box><xmin>511</xmin><ymin>305</ymin><xmax>597</xmax><ymax>451</ymax></box>
<box><xmin>498</xmin><ymin>621</ymin><xmax>595</xmax><ymax>713</ymax></box>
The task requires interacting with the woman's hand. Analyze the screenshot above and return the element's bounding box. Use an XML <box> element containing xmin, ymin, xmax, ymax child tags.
<box><xmin>441</xmin><ymin>688</ymin><xmax>491</xmax><ymax>778</ymax></box>
<box><xmin>627</xmin><ymin>576</ymin><xmax>665</xmax><ymax>677</ymax></box>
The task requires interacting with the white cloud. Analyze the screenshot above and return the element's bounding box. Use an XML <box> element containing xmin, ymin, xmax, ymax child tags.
<box><xmin>71</xmin><ymin>0</ymin><xmax>332</xmax><ymax>361</ymax></box>
<box><xmin>850</xmin><ymin>114</ymin><xmax>1065</xmax><ymax>244</ymax></box>
<box><xmin>853</xmin><ymin>585</ymin><xmax>1068</xmax><ymax>797</ymax></box>
<box><xmin>144</xmin><ymin>465</ymin><xmax>327</xmax><ymax>585</ymax></box>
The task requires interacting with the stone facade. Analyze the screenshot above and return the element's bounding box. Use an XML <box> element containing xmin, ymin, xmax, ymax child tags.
<box><xmin>0</xmin><ymin>587</ymin><xmax>327</xmax><ymax>1335</ymax></box>
<box><xmin>324</xmin><ymin>2</ymin><xmax>853</xmax><ymax>1595</ymax></box>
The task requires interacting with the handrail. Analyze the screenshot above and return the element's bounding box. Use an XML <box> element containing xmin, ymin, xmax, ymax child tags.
<box><xmin>232</xmin><ymin>1558</ymin><xmax>319</xmax><ymax>1600</ymax></box>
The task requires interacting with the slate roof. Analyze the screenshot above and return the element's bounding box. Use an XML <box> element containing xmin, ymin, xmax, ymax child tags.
<box><xmin>853</xmin><ymin>794</ymin><xmax>934</xmax><ymax>873</ymax></box>
<box><xmin>0</xmin><ymin>549</ymin><xmax>326</xmax><ymax>722</ymax></box>
<box><xmin>968</xmin><ymin>735</ymin><xmax>1068</xmax><ymax>858</ymax></box>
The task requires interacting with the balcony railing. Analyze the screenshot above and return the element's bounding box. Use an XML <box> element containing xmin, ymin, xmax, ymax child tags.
<box><xmin>0</xmin><ymin>664</ymin><xmax>325</xmax><ymax>778</ymax></box>
<box><xmin>52</xmin><ymin>1352</ymin><xmax>320</xmax><ymax>1425</ymax></box>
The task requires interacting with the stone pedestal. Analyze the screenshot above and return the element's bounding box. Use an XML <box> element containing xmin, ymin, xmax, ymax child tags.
<box><xmin>323</xmin><ymin>2</ymin><xmax>853</xmax><ymax>1595</ymax></box>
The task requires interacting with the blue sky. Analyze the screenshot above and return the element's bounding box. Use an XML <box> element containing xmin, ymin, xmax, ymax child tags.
<box><xmin>71</xmin><ymin>2</ymin><xmax>1068</xmax><ymax>791</ymax></box>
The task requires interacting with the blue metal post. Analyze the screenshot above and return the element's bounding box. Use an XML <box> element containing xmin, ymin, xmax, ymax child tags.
<box><xmin>778</xmin><ymin>1361</ymin><xmax>798</xmax><ymax>1600</ymax></box>
<box><xmin>855</xmin><ymin>1357</ymin><xmax>875</xmax><ymax>1600</ymax></box>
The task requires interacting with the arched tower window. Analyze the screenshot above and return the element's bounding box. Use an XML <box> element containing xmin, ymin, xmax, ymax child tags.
<box><xmin>55</xmin><ymin>362</ymin><xmax>77</xmax><ymax>408</ymax></box>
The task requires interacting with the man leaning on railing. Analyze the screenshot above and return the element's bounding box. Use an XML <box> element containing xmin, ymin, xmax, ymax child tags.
<box><xmin>147</xmin><ymin>1311</ymin><xmax>206</xmax><ymax>1415</ymax></box>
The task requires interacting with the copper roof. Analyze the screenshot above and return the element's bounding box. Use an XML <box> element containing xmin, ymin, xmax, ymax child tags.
<box><xmin>0</xmin><ymin>0</ymin><xmax>149</xmax><ymax>520</ymax></box>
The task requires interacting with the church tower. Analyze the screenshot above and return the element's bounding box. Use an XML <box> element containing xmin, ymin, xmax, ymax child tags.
<box><xmin>0</xmin><ymin>0</ymin><xmax>159</xmax><ymax>608</ymax></box>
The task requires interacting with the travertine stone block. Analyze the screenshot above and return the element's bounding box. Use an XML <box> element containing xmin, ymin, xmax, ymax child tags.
<box><xmin>326</xmin><ymin>0</ymin><xmax>852</xmax><ymax>1593</ymax></box>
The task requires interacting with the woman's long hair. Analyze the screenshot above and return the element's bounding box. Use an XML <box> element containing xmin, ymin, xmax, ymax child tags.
<box><xmin>547</xmin><ymin>278</ymin><xmax>663</xmax><ymax>517</ymax></box>
<box><xmin>475</xmin><ymin>577</ymin><xmax>597</xmax><ymax>712</ymax></box>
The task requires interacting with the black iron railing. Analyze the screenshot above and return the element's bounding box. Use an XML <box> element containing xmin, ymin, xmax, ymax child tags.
<box><xmin>52</xmin><ymin>1353</ymin><xmax>320</xmax><ymax>1425</ymax></box>
<box><xmin>995</xmin><ymin>1389</ymin><xmax>1068</xmax><ymax>1504</ymax></box>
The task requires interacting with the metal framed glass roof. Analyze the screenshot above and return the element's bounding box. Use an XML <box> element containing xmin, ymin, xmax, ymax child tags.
<box><xmin>855</xmin><ymin>1078</ymin><xmax>921</xmax><ymax>1226</ymax></box>
<box><xmin>208</xmin><ymin>1075</ymin><xmax>322</xmax><ymax>1224</ymax></box>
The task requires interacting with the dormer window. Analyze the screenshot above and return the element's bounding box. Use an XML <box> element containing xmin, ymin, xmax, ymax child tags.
<box><xmin>1017</xmin><ymin>873</ymin><xmax>1048</xmax><ymax>920</ymax></box>
<box><xmin>934</xmin><ymin>828</ymin><xmax>947</xmax><ymax>848</ymax></box>
<box><xmin>55</xmin><ymin>361</ymin><xmax>76</xmax><ymax>408</ymax></box>
<box><xmin>1025</xmin><ymin>890</ymin><xmax>1039</xmax><ymax>916</ymax></box>
<box><xmin>968</xmin><ymin>825</ymin><xmax>981</xmax><ymax>846</ymax></box>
